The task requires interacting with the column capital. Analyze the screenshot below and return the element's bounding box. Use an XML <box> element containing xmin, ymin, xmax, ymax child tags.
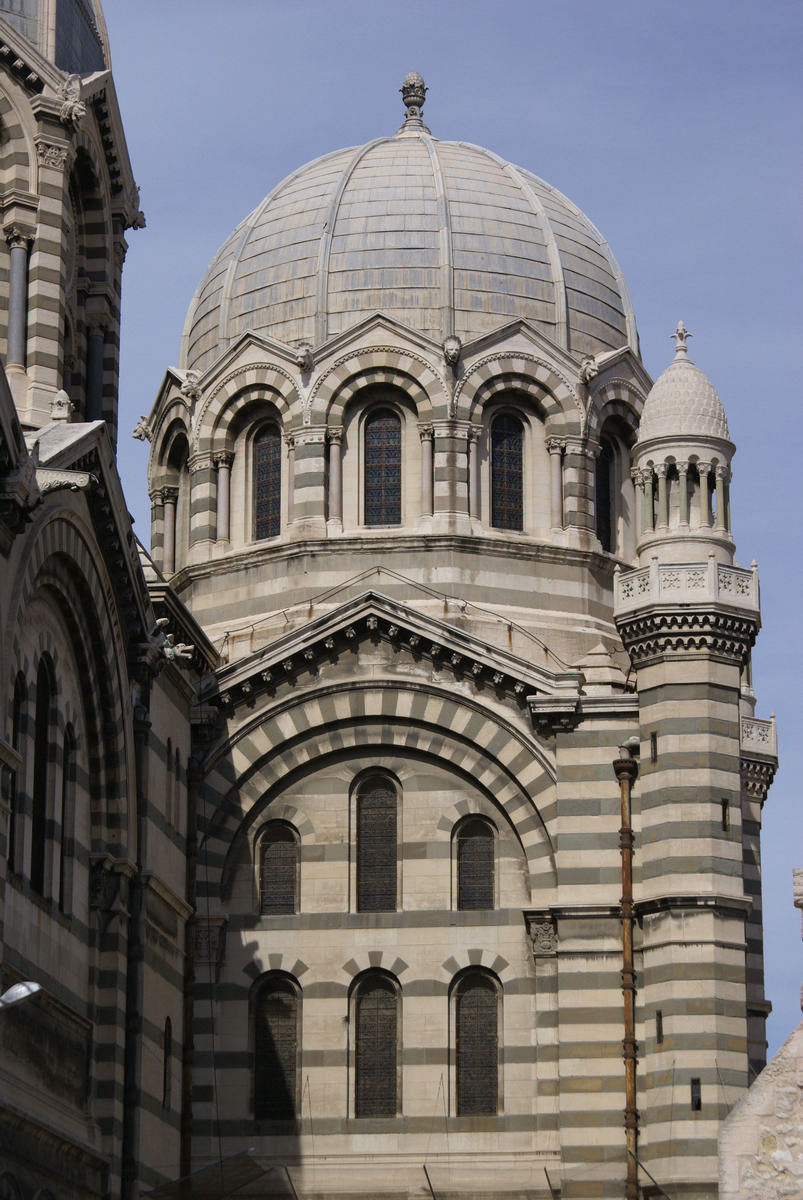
<box><xmin>188</xmin><ymin>452</ymin><xmax>214</xmax><ymax>474</ymax></box>
<box><xmin>715</xmin><ymin>463</ymin><xmax>731</xmax><ymax>481</ymax></box>
<box><xmin>676</xmin><ymin>460</ymin><xmax>689</xmax><ymax>477</ymax></box>
<box><xmin>4</xmin><ymin>222</ymin><xmax>35</xmax><ymax>249</ymax></box>
<box><xmin>697</xmin><ymin>460</ymin><xmax>712</xmax><ymax>477</ymax></box>
<box><xmin>547</xmin><ymin>436</ymin><xmax>567</xmax><ymax>456</ymax></box>
<box><xmin>293</xmin><ymin>426</ymin><xmax>327</xmax><ymax>446</ymax></box>
<box><xmin>213</xmin><ymin>450</ymin><xmax>234</xmax><ymax>470</ymax></box>
<box><xmin>418</xmin><ymin>422</ymin><xmax>434</xmax><ymax>441</ymax></box>
<box><xmin>161</xmin><ymin>486</ymin><xmax>179</xmax><ymax>504</ymax></box>
<box><xmin>326</xmin><ymin>425</ymin><xmax>344</xmax><ymax>445</ymax></box>
<box><xmin>34</xmin><ymin>135</ymin><xmax>73</xmax><ymax>172</ymax></box>
<box><xmin>654</xmin><ymin>462</ymin><xmax>669</xmax><ymax>479</ymax></box>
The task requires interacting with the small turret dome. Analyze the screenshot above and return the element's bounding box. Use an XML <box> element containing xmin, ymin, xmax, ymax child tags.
<box><xmin>637</xmin><ymin>322</ymin><xmax>729</xmax><ymax>445</ymax></box>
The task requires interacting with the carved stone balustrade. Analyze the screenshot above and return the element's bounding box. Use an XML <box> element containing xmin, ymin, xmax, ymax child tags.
<box><xmin>614</xmin><ymin>556</ymin><xmax>758</xmax><ymax>617</ymax></box>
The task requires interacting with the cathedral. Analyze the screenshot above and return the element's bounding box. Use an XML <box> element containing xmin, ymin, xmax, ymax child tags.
<box><xmin>0</xmin><ymin>5</ymin><xmax>779</xmax><ymax>1200</ymax></box>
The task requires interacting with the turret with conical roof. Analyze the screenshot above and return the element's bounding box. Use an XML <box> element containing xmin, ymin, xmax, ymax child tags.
<box><xmin>632</xmin><ymin>322</ymin><xmax>735</xmax><ymax>565</ymax></box>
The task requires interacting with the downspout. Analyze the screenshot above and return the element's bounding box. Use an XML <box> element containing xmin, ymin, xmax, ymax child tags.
<box><xmin>181</xmin><ymin>757</ymin><xmax>202</xmax><ymax>1185</ymax></box>
<box><xmin>613</xmin><ymin>741</ymin><xmax>639</xmax><ymax>1200</ymax></box>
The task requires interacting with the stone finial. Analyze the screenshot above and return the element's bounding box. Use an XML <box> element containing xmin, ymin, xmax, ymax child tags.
<box><xmin>399</xmin><ymin>73</ymin><xmax>430</xmax><ymax>132</ymax></box>
<box><xmin>51</xmin><ymin>390</ymin><xmax>74</xmax><ymax>422</ymax></box>
<box><xmin>671</xmin><ymin>320</ymin><xmax>692</xmax><ymax>357</ymax></box>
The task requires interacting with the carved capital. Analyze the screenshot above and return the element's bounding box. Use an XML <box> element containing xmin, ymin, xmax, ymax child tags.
<box><xmin>676</xmin><ymin>461</ymin><xmax>689</xmax><ymax>478</ymax></box>
<box><xmin>4</xmin><ymin>222</ymin><xmax>35</xmax><ymax>249</ymax></box>
<box><xmin>35</xmin><ymin>137</ymin><xmax>71</xmax><ymax>171</ymax></box>
<box><xmin>161</xmin><ymin>486</ymin><xmax>179</xmax><ymax>505</ymax></box>
<box><xmin>547</xmin><ymin>437</ymin><xmax>567</xmax><ymax>456</ymax></box>
<box><xmin>697</xmin><ymin>460</ymin><xmax>712</xmax><ymax>478</ymax></box>
<box><xmin>715</xmin><ymin>464</ymin><xmax>731</xmax><ymax>481</ymax></box>
<box><xmin>188</xmin><ymin>452</ymin><xmax>214</xmax><ymax>474</ymax></box>
<box><xmin>654</xmin><ymin>463</ymin><xmax>669</xmax><ymax>479</ymax></box>
<box><xmin>213</xmin><ymin>450</ymin><xmax>234</xmax><ymax>470</ymax></box>
<box><xmin>327</xmin><ymin>426</ymin><xmax>344</xmax><ymax>446</ymax></box>
<box><xmin>418</xmin><ymin>423</ymin><xmax>434</xmax><ymax>442</ymax></box>
<box><xmin>526</xmin><ymin>913</ymin><xmax>558</xmax><ymax>957</ymax></box>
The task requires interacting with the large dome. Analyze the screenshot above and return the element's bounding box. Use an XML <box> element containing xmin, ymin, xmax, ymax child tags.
<box><xmin>181</xmin><ymin>78</ymin><xmax>638</xmax><ymax>375</ymax></box>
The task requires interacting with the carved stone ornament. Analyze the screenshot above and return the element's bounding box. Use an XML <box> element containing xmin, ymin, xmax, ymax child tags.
<box><xmin>58</xmin><ymin>74</ymin><xmax>86</xmax><ymax>127</ymax></box>
<box><xmin>35</xmin><ymin>138</ymin><xmax>70</xmax><ymax>170</ymax></box>
<box><xmin>180</xmin><ymin>370</ymin><xmax>202</xmax><ymax>400</ymax></box>
<box><xmin>671</xmin><ymin>320</ymin><xmax>692</xmax><ymax>355</ymax></box>
<box><xmin>36</xmin><ymin>468</ymin><xmax>95</xmax><ymax>494</ymax></box>
<box><xmin>132</xmin><ymin>415</ymin><xmax>152</xmax><ymax>442</ymax></box>
<box><xmin>50</xmin><ymin>390</ymin><xmax>74</xmax><ymax>422</ymax></box>
<box><xmin>527</xmin><ymin>915</ymin><xmax>558</xmax><ymax>956</ymax></box>
<box><xmin>443</xmin><ymin>335</ymin><xmax>462</xmax><ymax>366</ymax></box>
<box><xmin>400</xmin><ymin>71</ymin><xmax>429</xmax><ymax>129</ymax></box>
<box><xmin>4</xmin><ymin>223</ymin><xmax>35</xmax><ymax>249</ymax></box>
<box><xmin>579</xmin><ymin>356</ymin><xmax>599</xmax><ymax>384</ymax></box>
<box><xmin>295</xmin><ymin>343</ymin><xmax>314</xmax><ymax>372</ymax></box>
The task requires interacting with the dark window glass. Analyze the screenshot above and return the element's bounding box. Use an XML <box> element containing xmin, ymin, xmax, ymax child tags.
<box><xmin>255</xmin><ymin>979</ymin><xmax>298</xmax><ymax>1120</ymax></box>
<box><xmin>355</xmin><ymin>977</ymin><xmax>397</xmax><ymax>1117</ymax></box>
<box><xmin>690</xmin><ymin>1077</ymin><xmax>701</xmax><ymax>1111</ymax></box>
<box><xmin>364</xmin><ymin>409</ymin><xmax>401</xmax><ymax>526</ymax></box>
<box><xmin>596</xmin><ymin>438</ymin><xmax>614</xmax><ymax>551</ymax></box>
<box><xmin>356</xmin><ymin>780</ymin><xmax>397</xmax><ymax>912</ymax></box>
<box><xmin>59</xmin><ymin>726</ymin><xmax>75</xmax><ymax>913</ymax></box>
<box><xmin>457</xmin><ymin>818</ymin><xmax>494</xmax><ymax>910</ymax></box>
<box><xmin>491</xmin><ymin>415</ymin><xmax>523</xmax><ymax>531</ymax></box>
<box><xmin>255</xmin><ymin>426</ymin><xmax>281</xmax><ymax>539</ymax></box>
<box><xmin>9</xmin><ymin>675</ymin><xmax>24</xmax><ymax>874</ymax></box>
<box><xmin>456</xmin><ymin>974</ymin><xmax>498</xmax><ymax>1115</ymax></box>
<box><xmin>31</xmin><ymin>659</ymin><xmax>51</xmax><ymax>895</ymax></box>
<box><xmin>163</xmin><ymin>1017</ymin><xmax>172</xmax><ymax>1110</ymax></box>
<box><xmin>259</xmin><ymin>824</ymin><xmax>299</xmax><ymax>914</ymax></box>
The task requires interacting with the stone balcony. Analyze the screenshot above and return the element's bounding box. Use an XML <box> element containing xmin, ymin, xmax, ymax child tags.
<box><xmin>614</xmin><ymin>555</ymin><xmax>759</xmax><ymax>616</ymax></box>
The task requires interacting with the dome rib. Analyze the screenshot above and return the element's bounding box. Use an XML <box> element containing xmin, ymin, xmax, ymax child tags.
<box><xmin>314</xmin><ymin>138</ymin><xmax>388</xmax><ymax>346</ymax></box>
<box><xmin>422</xmin><ymin>135</ymin><xmax>455</xmax><ymax>340</ymax></box>
<box><xmin>500</xmin><ymin>158</ymin><xmax>569</xmax><ymax>350</ymax></box>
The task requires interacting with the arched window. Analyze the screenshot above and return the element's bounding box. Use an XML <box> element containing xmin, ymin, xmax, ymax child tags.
<box><xmin>162</xmin><ymin>1017</ymin><xmax>172</xmax><ymax>1110</ymax></box>
<box><xmin>595</xmin><ymin>419</ymin><xmax>636</xmax><ymax>557</ymax></box>
<box><xmin>254</xmin><ymin>975</ymin><xmax>299</xmax><ymax>1121</ymax></box>
<box><xmin>354</xmin><ymin>974</ymin><xmax>399</xmax><ymax>1117</ymax></box>
<box><xmin>58</xmin><ymin>725</ymin><xmax>76</xmax><ymax>914</ymax></box>
<box><xmin>356</xmin><ymin>777</ymin><xmax>397</xmax><ymax>912</ymax></box>
<box><xmin>259</xmin><ymin>822</ymin><xmax>299</xmax><ymax>914</ymax></box>
<box><xmin>31</xmin><ymin>657</ymin><xmax>53</xmax><ymax>896</ymax></box>
<box><xmin>364</xmin><ymin>409</ymin><xmax>401</xmax><ymax>526</ymax></box>
<box><xmin>254</xmin><ymin>425</ymin><xmax>281</xmax><ymax>539</ymax></box>
<box><xmin>455</xmin><ymin>817</ymin><xmax>495</xmax><ymax>910</ymax></box>
<box><xmin>491</xmin><ymin>414</ymin><xmax>523</xmax><ymax>531</ymax></box>
<box><xmin>9</xmin><ymin>674</ymin><xmax>25</xmax><ymax>874</ymax></box>
<box><xmin>455</xmin><ymin>972</ymin><xmax>499</xmax><ymax>1115</ymax></box>
<box><xmin>595</xmin><ymin>438</ymin><xmax>615</xmax><ymax>552</ymax></box>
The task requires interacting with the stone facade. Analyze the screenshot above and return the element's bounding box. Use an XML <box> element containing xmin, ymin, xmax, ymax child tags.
<box><xmin>0</xmin><ymin>12</ymin><xmax>780</xmax><ymax>1200</ymax></box>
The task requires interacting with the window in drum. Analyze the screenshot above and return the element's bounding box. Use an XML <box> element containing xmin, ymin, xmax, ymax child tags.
<box><xmin>254</xmin><ymin>425</ymin><xmax>281</xmax><ymax>539</ymax></box>
<box><xmin>31</xmin><ymin>657</ymin><xmax>53</xmax><ymax>896</ymax></box>
<box><xmin>254</xmin><ymin>976</ymin><xmax>299</xmax><ymax>1121</ymax></box>
<box><xmin>9</xmin><ymin>674</ymin><xmax>25</xmax><ymax>874</ymax></box>
<box><xmin>456</xmin><ymin>817</ymin><xmax>495</xmax><ymax>910</ymax></box>
<box><xmin>355</xmin><ymin>975</ymin><xmax>398</xmax><ymax>1117</ymax></box>
<box><xmin>491</xmin><ymin>414</ymin><xmax>524</xmax><ymax>531</ymax></box>
<box><xmin>455</xmin><ymin>972</ymin><xmax>499</xmax><ymax>1115</ymax></box>
<box><xmin>364</xmin><ymin>409</ymin><xmax>401</xmax><ymax>526</ymax></box>
<box><xmin>595</xmin><ymin>438</ymin><xmax>614</xmax><ymax>551</ymax></box>
<box><xmin>356</xmin><ymin>777</ymin><xmax>397</xmax><ymax>912</ymax></box>
<box><xmin>259</xmin><ymin>823</ymin><xmax>299</xmax><ymax>914</ymax></box>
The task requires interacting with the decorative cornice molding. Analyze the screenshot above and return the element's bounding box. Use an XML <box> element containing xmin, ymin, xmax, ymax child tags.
<box><xmin>616</xmin><ymin>607</ymin><xmax>759</xmax><ymax>666</ymax></box>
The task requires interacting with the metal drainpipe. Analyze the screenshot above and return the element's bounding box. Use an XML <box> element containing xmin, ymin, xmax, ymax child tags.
<box><xmin>614</xmin><ymin>743</ymin><xmax>639</xmax><ymax>1200</ymax></box>
<box><xmin>181</xmin><ymin>757</ymin><xmax>202</xmax><ymax>1186</ymax></box>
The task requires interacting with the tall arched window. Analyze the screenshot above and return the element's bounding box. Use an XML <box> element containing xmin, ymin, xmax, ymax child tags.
<box><xmin>31</xmin><ymin>657</ymin><xmax>53</xmax><ymax>896</ymax></box>
<box><xmin>595</xmin><ymin>438</ymin><xmax>614</xmax><ymax>552</ymax></box>
<box><xmin>455</xmin><ymin>817</ymin><xmax>495</xmax><ymax>910</ymax></box>
<box><xmin>455</xmin><ymin>972</ymin><xmax>499</xmax><ymax>1115</ymax></box>
<box><xmin>58</xmin><ymin>725</ymin><xmax>76</xmax><ymax>914</ymax></box>
<box><xmin>491</xmin><ymin>414</ymin><xmax>524</xmax><ymax>531</ymax></box>
<box><xmin>254</xmin><ymin>975</ymin><xmax>299</xmax><ymax>1121</ymax></box>
<box><xmin>356</xmin><ymin>776</ymin><xmax>397</xmax><ymax>912</ymax></box>
<box><xmin>354</xmin><ymin>974</ymin><xmax>399</xmax><ymax>1117</ymax></box>
<box><xmin>259</xmin><ymin>822</ymin><xmax>299</xmax><ymax>914</ymax></box>
<box><xmin>9</xmin><ymin>674</ymin><xmax>25</xmax><ymax>874</ymax></box>
<box><xmin>254</xmin><ymin>425</ymin><xmax>281</xmax><ymax>539</ymax></box>
<box><xmin>364</xmin><ymin>409</ymin><xmax>401</xmax><ymax>526</ymax></box>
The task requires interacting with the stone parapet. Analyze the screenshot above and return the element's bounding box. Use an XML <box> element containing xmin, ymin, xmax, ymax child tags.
<box><xmin>614</xmin><ymin>555</ymin><xmax>758</xmax><ymax>616</ymax></box>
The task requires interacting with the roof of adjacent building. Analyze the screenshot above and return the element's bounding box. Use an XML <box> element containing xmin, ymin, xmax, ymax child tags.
<box><xmin>181</xmin><ymin>75</ymin><xmax>639</xmax><ymax>375</ymax></box>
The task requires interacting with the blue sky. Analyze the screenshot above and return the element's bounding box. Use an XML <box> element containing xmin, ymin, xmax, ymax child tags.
<box><xmin>102</xmin><ymin>0</ymin><xmax>802</xmax><ymax>1055</ymax></box>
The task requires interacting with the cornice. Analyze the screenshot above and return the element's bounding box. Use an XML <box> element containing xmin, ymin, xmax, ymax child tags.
<box><xmin>615</xmin><ymin>606</ymin><xmax>759</xmax><ymax>666</ymax></box>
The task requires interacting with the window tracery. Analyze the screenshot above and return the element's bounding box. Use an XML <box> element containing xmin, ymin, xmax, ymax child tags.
<box><xmin>353</xmin><ymin>973</ymin><xmax>399</xmax><ymax>1118</ymax></box>
<box><xmin>364</xmin><ymin>409</ymin><xmax>401</xmax><ymax>526</ymax></box>
<box><xmin>355</xmin><ymin>776</ymin><xmax>397</xmax><ymax>912</ymax></box>
<box><xmin>259</xmin><ymin>822</ymin><xmax>299</xmax><ymax>915</ymax></box>
<box><xmin>454</xmin><ymin>971</ymin><xmax>500</xmax><ymax>1115</ymax></box>
<box><xmin>254</xmin><ymin>424</ymin><xmax>282</xmax><ymax>539</ymax></box>
<box><xmin>490</xmin><ymin>413</ymin><xmax>524</xmax><ymax>531</ymax></box>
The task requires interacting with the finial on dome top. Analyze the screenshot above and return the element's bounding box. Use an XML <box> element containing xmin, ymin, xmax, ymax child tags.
<box><xmin>671</xmin><ymin>320</ymin><xmax>692</xmax><ymax>357</ymax></box>
<box><xmin>398</xmin><ymin>72</ymin><xmax>430</xmax><ymax>133</ymax></box>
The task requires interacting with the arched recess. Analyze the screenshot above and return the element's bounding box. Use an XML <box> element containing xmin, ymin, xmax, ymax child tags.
<box><xmin>197</xmin><ymin>365</ymin><xmax>300</xmax><ymax>455</ymax></box>
<box><xmin>204</xmin><ymin>682</ymin><xmax>556</xmax><ymax>905</ymax></box>
<box><xmin>64</xmin><ymin>145</ymin><xmax>111</xmax><ymax>420</ymax></box>
<box><xmin>456</xmin><ymin>354</ymin><xmax>582</xmax><ymax>432</ymax></box>
<box><xmin>311</xmin><ymin>354</ymin><xmax>441</xmax><ymax>427</ymax></box>
<box><xmin>339</xmin><ymin>384</ymin><xmax>418</xmax><ymax>530</ymax></box>
<box><xmin>251</xmin><ymin>970</ymin><xmax>301</xmax><ymax>1121</ymax></box>
<box><xmin>450</xmin><ymin>966</ymin><xmax>503</xmax><ymax>1116</ymax></box>
<box><xmin>215</xmin><ymin>391</ymin><xmax>288</xmax><ymax>546</ymax></box>
<box><xmin>349</xmin><ymin>969</ymin><xmax>401</xmax><ymax>1118</ymax></box>
<box><xmin>6</xmin><ymin>515</ymin><xmax>135</xmax><ymax>854</ymax></box>
<box><xmin>594</xmin><ymin>412</ymin><xmax>637</xmax><ymax>559</ymax></box>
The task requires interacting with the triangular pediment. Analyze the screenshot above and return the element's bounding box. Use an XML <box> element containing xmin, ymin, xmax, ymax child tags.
<box><xmin>201</xmin><ymin>590</ymin><xmax>584</xmax><ymax>714</ymax></box>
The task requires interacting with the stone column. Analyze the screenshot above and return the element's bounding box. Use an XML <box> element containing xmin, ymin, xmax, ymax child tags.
<box><xmin>188</xmin><ymin>453</ymin><xmax>215</xmax><ymax>551</ymax></box>
<box><xmin>162</xmin><ymin>486</ymin><xmax>179</xmax><ymax>576</ymax></box>
<box><xmin>214</xmin><ymin>451</ymin><xmax>234</xmax><ymax>543</ymax></box>
<box><xmin>562</xmin><ymin>437</ymin><xmax>596</xmax><ymax>536</ymax></box>
<box><xmin>4</xmin><ymin>225</ymin><xmax>33</xmax><ymax>368</ymax></box>
<box><xmin>655</xmin><ymin>463</ymin><xmax>669</xmax><ymax>528</ymax></box>
<box><xmin>547</xmin><ymin>437</ymin><xmax>565</xmax><ymax>530</ymax></box>
<box><xmin>291</xmin><ymin>428</ymin><xmax>326</xmax><ymax>535</ymax></box>
<box><xmin>285</xmin><ymin>435</ymin><xmax>296</xmax><ymax>526</ymax></box>
<box><xmin>697</xmin><ymin>462</ymin><xmax>712</xmax><ymax>527</ymax></box>
<box><xmin>640</xmin><ymin>468</ymin><xmax>655</xmax><ymax>533</ymax></box>
<box><xmin>467</xmin><ymin>425</ymin><xmax>480</xmax><ymax>520</ymax></box>
<box><xmin>715</xmin><ymin>465</ymin><xmax>729</xmax><ymax>531</ymax></box>
<box><xmin>419</xmin><ymin>423</ymin><xmax>434</xmax><ymax>517</ymax></box>
<box><xmin>677</xmin><ymin>462</ymin><xmax>690</xmax><ymax>526</ymax></box>
<box><xmin>327</xmin><ymin>427</ymin><xmax>343</xmax><ymax>527</ymax></box>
